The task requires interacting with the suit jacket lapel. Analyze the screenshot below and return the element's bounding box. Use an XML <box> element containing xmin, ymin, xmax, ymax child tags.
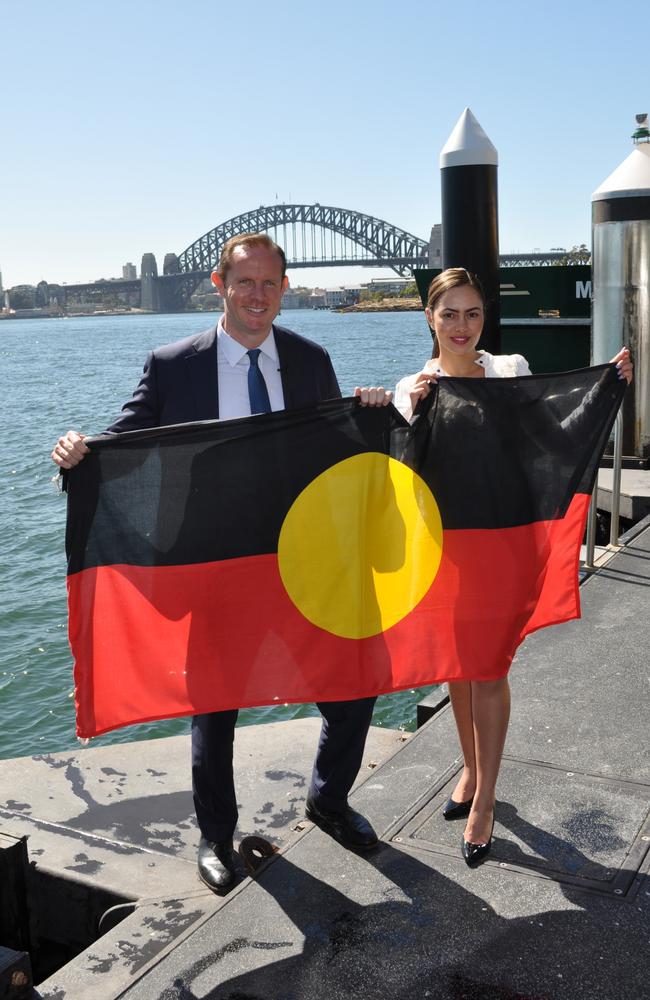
<box><xmin>185</xmin><ymin>325</ymin><xmax>220</xmax><ymax>420</ymax></box>
<box><xmin>274</xmin><ymin>325</ymin><xmax>295</xmax><ymax>410</ymax></box>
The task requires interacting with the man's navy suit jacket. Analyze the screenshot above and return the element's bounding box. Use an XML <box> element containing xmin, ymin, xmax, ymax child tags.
<box><xmin>107</xmin><ymin>322</ymin><xmax>341</xmax><ymax>433</ymax></box>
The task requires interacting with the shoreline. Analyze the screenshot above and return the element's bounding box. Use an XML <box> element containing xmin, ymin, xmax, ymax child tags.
<box><xmin>0</xmin><ymin>307</ymin><xmax>220</xmax><ymax>321</ymax></box>
<box><xmin>0</xmin><ymin>308</ymin><xmax>154</xmax><ymax>321</ymax></box>
<box><xmin>1</xmin><ymin>301</ymin><xmax>423</xmax><ymax>321</ymax></box>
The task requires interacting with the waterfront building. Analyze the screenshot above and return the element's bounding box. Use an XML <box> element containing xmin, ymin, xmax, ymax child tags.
<box><xmin>122</xmin><ymin>262</ymin><xmax>137</xmax><ymax>280</ymax></box>
<box><xmin>280</xmin><ymin>288</ymin><xmax>313</xmax><ymax>309</ymax></box>
<box><xmin>363</xmin><ymin>277</ymin><xmax>412</xmax><ymax>297</ymax></box>
<box><xmin>324</xmin><ymin>286</ymin><xmax>362</xmax><ymax>308</ymax></box>
<box><xmin>188</xmin><ymin>277</ymin><xmax>223</xmax><ymax>312</ymax></box>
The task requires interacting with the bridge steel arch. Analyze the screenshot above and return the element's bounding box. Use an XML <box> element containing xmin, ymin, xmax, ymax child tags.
<box><xmin>177</xmin><ymin>204</ymin><xmax>429</xmax><ymax>275</ymax></box>
<box><xmin>170</xmin><ymin>204</ymin><xmax>430</xmax><ymax>307</ymax></box>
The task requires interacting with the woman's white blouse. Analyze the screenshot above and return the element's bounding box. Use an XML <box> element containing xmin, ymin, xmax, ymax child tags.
<box><xmin>394</xmin><ymin>351</ymin><xmax>531</xmax><ymax>421</ymax></box>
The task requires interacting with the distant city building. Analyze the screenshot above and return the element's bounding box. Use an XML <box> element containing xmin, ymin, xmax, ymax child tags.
<box><xmin>0</xmin><ymin>270</ymin><xmax>3</xmax><ymax>296</ymax></box>
<box><xmin>324</xmin><ymin>287</ymin><xmax>361</xmax><ymax>308</ymax></box>
<box><xmin>122</xmin><ymin>262</ymin><xmax>137</xmax><ymax>280</ymax></box>
<box><xmin>363</xmin><ymin>278</ymin><xmax>412</xmax><ymax>296</ymax></box>
<box><xmin>281</xmin><ymin>288</ymin><xmax>313</xmax><ymax>309</ymax></box>
<box><xmin>188</xmin><ymin>276</ymin><xmax>223</xmax><ymax>312</ymax></box>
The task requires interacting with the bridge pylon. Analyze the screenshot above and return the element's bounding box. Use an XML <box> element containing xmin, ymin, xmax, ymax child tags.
<box><xmin>141</xmin><ymin>253</ymin><xmax>160</xmax><ymax>312</ymax></box>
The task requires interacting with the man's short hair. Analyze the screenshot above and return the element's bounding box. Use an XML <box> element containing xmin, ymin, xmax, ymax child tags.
<box><xmin>216</xmin><ymin>233</ymin><xmax>287</xmax><ymax>281</ymax></box>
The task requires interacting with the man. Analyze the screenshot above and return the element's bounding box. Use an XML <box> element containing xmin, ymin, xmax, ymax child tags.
<box><xmin>52</xmin><ymin>233</ymin><xmax>392</xmax><ymax>894</ymax></box>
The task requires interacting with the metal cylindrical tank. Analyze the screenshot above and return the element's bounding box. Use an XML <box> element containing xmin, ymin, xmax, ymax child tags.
<box><xmin>592</xmin><ymin>119</ymin><xmax>650</xmax><ymax>459</ymax></box>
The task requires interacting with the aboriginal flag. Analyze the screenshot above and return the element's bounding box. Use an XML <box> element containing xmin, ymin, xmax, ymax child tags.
<box><xmin>66</xmin><ymin>366</ymin><xmax>624</xmax><ymax>738</ymax></box>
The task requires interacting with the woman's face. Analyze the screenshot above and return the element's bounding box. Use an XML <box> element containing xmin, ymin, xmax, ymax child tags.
<box><xmin>426</xmin><ymin>285</ymin><xmax>484</xmax><ymax>358</ymax></box>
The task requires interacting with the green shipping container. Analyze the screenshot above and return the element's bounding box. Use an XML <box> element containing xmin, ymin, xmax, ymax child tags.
<box><xmin>414</xmin><ymin>266</ymin><xmax>591</xmax><ymax>374</ymax></box>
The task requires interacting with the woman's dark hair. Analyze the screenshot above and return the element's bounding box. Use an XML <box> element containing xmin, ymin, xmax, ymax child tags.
<box><xmin>426</xmin><ymin>268</ymin><xmax>486</xmax><ymax>357</ymax></box>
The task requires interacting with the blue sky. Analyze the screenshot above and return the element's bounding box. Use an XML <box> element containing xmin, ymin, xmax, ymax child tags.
<box><xmin>1</xmin><ymin>0</ymin><xmax>647</xmax><ymax>288</ymax></box>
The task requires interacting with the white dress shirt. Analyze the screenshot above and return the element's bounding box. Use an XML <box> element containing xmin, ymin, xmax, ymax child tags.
<box><xmin>216</xmin><ymin>318</ymin><xmax>285</xmax><ymax>419</ymax></box>
<box><xmin>394</xmin><ymin>351</ymin><xmax>531</xmax><ymax>421</ymax></box>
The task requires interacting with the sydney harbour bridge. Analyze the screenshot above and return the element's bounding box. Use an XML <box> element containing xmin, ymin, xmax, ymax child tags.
<box><xmin>56</xmin><ymin>203</ymin><xmax>566</xmax><ymax>313</ymax></box>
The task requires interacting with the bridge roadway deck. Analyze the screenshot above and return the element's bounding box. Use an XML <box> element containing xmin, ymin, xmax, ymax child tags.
<box><xmin>2</xmin><ymin>517</ymin><xmax>649</xmax><ymax>999</ymax></box>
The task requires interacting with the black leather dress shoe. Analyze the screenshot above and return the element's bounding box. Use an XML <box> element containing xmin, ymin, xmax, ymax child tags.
<box><xmin>197</xmin><ymin>836</ymin><xmax>237</xmax><ymax>893</ymax></box>
<box><xmin>462</xmin><ymin>818</ymin><xmax>494</xmax><ymax>868</ymax></box>
<box><xmin>442</xmin><ymin>796</ymin><xmax>473</xmax><ymax>820</ymax></box>
<box><xmin>305</xmin><ymin>796</ymin><xmax>378</xmax><ymax>850</ymax></box>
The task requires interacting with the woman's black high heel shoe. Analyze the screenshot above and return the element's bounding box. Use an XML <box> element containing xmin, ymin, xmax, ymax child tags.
<box><xmin>462</xmin><ymin>816</ymin><xmax>494</xmax><ymax>867</ymax></box>
<box><xmin>442</xmin><ymin>796</ymin><xmax>473</xmax><ymax>820</ymax></box>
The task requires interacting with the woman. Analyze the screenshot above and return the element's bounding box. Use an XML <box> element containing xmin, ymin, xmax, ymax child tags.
<box><xmin>395</xmin><ymin>267</ymin><xmax>633</xmax><ymax>866</ymax></box>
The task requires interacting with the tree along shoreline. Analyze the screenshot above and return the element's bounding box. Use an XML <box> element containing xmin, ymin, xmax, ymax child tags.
<box><xmin>336</xmin><ymin>297</ymin><xmax>422</xmax><ymax>313</ymax></box>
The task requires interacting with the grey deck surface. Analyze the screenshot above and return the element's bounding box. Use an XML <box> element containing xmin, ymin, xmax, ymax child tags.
<box><xmin>3</xmin><ymin>520</ymin><xmax>649</xmax><ymax>999</ymax></box>
<box><xmin>0</xmin><ymin>721</ymin><xmax>402</xmax><ymax>998</ymax></box>
<box><xmin>597</xmin><ymin>466</ymin><xmax>650</xmax><ymax>520</ymax></box>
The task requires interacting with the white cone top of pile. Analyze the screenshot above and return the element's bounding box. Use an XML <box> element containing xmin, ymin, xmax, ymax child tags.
<box><xmin>592</xmin><ymin>143</ymin><xmax>650</xmax><ymax>201</ymax></box>
<box><xmin>440</xmin><ymin>108</ymin><xmax>498</xmax><ymax>168</ymax></box>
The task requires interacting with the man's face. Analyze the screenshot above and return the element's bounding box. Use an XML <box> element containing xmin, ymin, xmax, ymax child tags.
<box><xmin>212</xmin><ymin>246</ymin><xmax>288</xmax><ymax>346</ymax></box>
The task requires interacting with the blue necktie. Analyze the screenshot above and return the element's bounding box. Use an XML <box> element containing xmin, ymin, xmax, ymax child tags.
<box><xmin>247</xmin><ymin>349</ymin><xmax>271</xmax><ymax>414</ymax></box>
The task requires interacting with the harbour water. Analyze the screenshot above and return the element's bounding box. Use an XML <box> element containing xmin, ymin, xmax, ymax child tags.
<box><xmin>1</xmin><ymin>308</ymin><xmax>436</xmax><ymax>761</ymax></box>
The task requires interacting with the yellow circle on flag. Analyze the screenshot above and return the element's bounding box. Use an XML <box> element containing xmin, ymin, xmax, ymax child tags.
<box><xmin>278</xmin><ymin>453</ymin><xmax>443</xmax><ymax>639</ymax></box>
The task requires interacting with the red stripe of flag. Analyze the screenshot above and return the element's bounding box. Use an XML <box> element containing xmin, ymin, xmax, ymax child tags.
<box><xmin>70</xmin><ymin>494</ymin><xmax>589</xmax><ymax>738</ymax></box>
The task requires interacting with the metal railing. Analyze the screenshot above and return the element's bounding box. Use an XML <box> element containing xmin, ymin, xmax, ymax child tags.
<box><xmin>583</xmin><ymin>409</ymin><xmax>624</xmax><ymax>570</ymax></box>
